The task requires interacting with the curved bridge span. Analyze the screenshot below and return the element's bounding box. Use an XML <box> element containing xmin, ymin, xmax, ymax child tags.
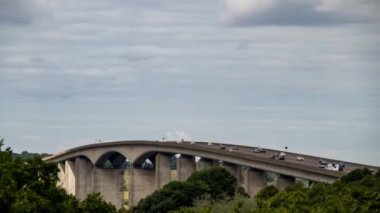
<box><xmin>44</xmin><ymin>140</ymin><xmax>378</xmax><ymax>208</ymax></box>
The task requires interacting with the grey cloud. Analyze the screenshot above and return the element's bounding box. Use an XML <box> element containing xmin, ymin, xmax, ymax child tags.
<box><xmin>0</xmin><ymin>0</ymin><xmax>51</xmax><ymax>24</ymax></box>
<box><xmin>222</xmin><ymin>0</ymin><xmax>380</xmax><ymax>26</ymax></box>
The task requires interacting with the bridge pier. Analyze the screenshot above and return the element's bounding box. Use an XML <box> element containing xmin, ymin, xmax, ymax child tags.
<box><xmin>155</xmin><ymin>153</ymin><xmax>172</xmax><ymax>188</ymax></box>
<box><xmin>75</xmin><ymin>157</ymin><xmax>94</xmax><ymax>200</ymax></box>
<box><xmin>94</xmin><ymin>168</ymin><xmax>124</xmax><ymax>208</ymax></box>
<box><xmin>129</xmin><ymin>167</ymin><xmax>155</xmax><ymax>207</ymax></box>
<box><xmin>177</xmin><ymin>155</ymin><xmax>196</xmax><ymax>181</ymax></box>
<box><xmin>197</xmin><ymin>158</ymin><xmax>217</xmax><ymax>170</ymax></box>
<box><xmin>222</xmin><ymin>162</ymin><xmax>242</xmax><ymax>183</ymax></box>
<box><xmin>65</xmin><ymin>160</ymin><xmax>76</xmax><ymax>195</ymax></box>
<box><xmin>243</xmin><ymin>168</ymin><xmax>266</xmax><ymax>197</ymax></box>
<box><xmin>276</xmin><ymin>174</ymin><xmax>296</xmax><ymax>191</ymax></box>
<box><xmin>57</xmin><ymin>162</ymin><xmax>65</xmax><ymax>189</ymax></box>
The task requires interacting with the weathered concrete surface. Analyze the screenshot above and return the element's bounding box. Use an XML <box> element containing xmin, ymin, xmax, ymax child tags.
<box><xmin>276</xmin><ymin>174</ymin><xmax>296</xmax><ymax>191</ymax></box>
<box><xmin>222</xmin><ymin>162</ymin><xmax>242</xmax><ymax>183</ymax></box>
<box><xmin>94</xmin><ymin>168</ymin><xmax>124</xmax><ymax>209</ymax></box>
<box><xmin>155</xmin><ymin>153</ymin><xmax>171</xmax><ymax>189</ymax></box>
<box><xmin>243</xmin><ymin>168</ymin><xmax>266</xmax><ymax>196</ymax></box>
<box><xmin>197</xmin><ymin>158</ymin><xmax>218</xmax><ymax>170</ymax></box>
<box><xmin>75</xmin><ymin>157</ymin><xmax>94</xmax><ymax>200</ymax></box>
<box><xmin>177</xmin><ymin>155</ymin><xmax>196</xmax><ymax>181</ymax></box>
<box><xmin>129</xmin><ymin>168</ymin><xmax>155</xmax><ymax>207</ymax></box>
<box><xmin>65</xmin><ymin>160</ymin><xmax>76</xmax><ymax>195</ymax></box>
<box><xmin>57</xmin><ymin>162</ymin><xmax>65</xmax><ymax>188</ymax></box>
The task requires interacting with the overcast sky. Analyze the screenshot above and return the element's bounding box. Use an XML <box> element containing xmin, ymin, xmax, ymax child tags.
<box><xmin>0</xmin><ymin>0</ymin><xmax>379</xmax><ymax>165</ymax></box>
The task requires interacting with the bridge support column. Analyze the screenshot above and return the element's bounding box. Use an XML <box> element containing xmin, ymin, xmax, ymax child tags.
<box><xmin>65</xmin><ymin>160</ymin><xmax>76</xmax><ymax>195</ymax></box>
<box><xmin>197</xmin><ymin>158</ymin><xmax>217</xmax><ymax>170</ymax></box>
<box><xmin>308</xmin><ymin>180</ymin><xmax>317</xmax><ymax>188</ymax></box>
<box><xmin>177</xmin><ymin>155</ymin><xmax>196</xmax><ymax>181</ymax></box>
<box><xmin>57</xmin><ymin>162</ymin><xmax>65</xmax><ymax>189</ymax></box>
<box><xmin>129</xmin><ymin>167</ymin><xmax>155</xmax><ymax>207</ymax></box>
<box><xmin>222</xmin><ymin>163</ymin><xmax>242</xmax><ymax>183</ymax></box>
<box><xmin>75</xmin><ymin>157</ymin><xmax>94</xmax><ymax>200</ymax></box>
<box><xmin>155</xmin><ymin>153</ymin><xmax>172</xmax><ymax>189</ymax></box>
<box><xmin>276</xmin><ymin>174</ymin><xmax>296</xmax><ymax>191</ymax></box>
<box><xmin>94</xmin><ymin>168</ymin><xmax>124</xmax><ymax>209</ymax></box>
<box><xmin>243</xmin><ymin>168</ymin><xmax>266</xmax><ymax>197</ymax></box>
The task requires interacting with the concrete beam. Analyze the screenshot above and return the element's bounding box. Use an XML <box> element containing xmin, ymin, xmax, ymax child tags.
<box><xmin>65</xmin><ymin>160</ymin><xmax>76</xmax><ymax>195</ymax></box>
<box><xmin>276</xmin><ymin>174</ymin><xmax>296</xmax><ymax>191</ymax></box>
<box><xmin>94</xmin><ymin>168</ymin><xmax>124</xmax><ymax>209</ymax></box>
<box><xmin>243</xmin><ymin>168</ymin><xmax>266</xmax><ymax>197</ymax></box>
<box><xmin>176</xmin><ymin>155</ymin><xmax>196</xmax><ymax>181</ymax></box>
<box><xmin>129</xmin><ymin>167</ymin><xmax>155</xmax><ymax>207</ymax></box>
<box><xmin>155</xmin><ymin>153</ymin><xmax>172</xmax><ymax>189</ymax></box>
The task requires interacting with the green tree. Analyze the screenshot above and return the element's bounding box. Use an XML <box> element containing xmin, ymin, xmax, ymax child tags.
<box><xmin>79</xmin><ymin>193</ymin><xmax>117</xmax><ymax>213</ymax></box>
<box><xmin>187</xmin><ymin>167</ymin><xmax>238</xmax><ymax>200</ymax></box>
<box><xmin>0</xmin><ymin>140</ymin><xmax>121</xmax><ymax>213</ymax></box>
<box><xmin>132</xmin><ymin>181</ymin><xmax>208</xmax><ymax>213</ymax></box>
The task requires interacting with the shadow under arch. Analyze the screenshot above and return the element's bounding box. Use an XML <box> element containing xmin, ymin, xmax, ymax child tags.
<box><xmin>95</xmin><ymin>151</ymin><xmax>129</xmax><ymax>169</ymax></box>
<box><xmin>133</xmin><ymin>151</ymin><xmax>187</xmax><ymax>170</ymax></box>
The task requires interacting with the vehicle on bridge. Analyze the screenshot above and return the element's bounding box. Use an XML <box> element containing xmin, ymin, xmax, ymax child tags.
<box><xmin>271</xmin><ymin>152</ymin><xmax>286</xmax><ymax>160</ymax></box>
<box><xmin>253</xmin><ymin>147</ymin><xmax>266</xmax><ymax>153</ymax></box>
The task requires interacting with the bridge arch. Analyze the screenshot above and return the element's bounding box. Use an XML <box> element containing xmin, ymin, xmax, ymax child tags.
<box><xmin>95</xmin><ymin>151</ymin><xmax>129</xmax><ymax>169</ymax></box>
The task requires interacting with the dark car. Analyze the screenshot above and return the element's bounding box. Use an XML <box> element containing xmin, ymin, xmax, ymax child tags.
<box><xmin>319</xmin><ymin>159</ymin><xmax>328</xmax><ymax>166</ymax></box>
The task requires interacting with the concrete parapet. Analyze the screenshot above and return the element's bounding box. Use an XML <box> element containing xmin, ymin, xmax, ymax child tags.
<box><xmin>176</xmin><ymin>155</ymin><xmax>196</xmax><ymax>181</ymax></box>
<box><xmin>276</xmin><ymin>174</ymin><xmax>296</xmax><ymax>191</ymax></box>
<box><xmin>243</xmin><ymin>168</ymin><xmax>266</xmax><ymax>197</ymax></box>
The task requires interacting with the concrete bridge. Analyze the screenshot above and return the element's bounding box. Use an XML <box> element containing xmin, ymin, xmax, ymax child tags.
<box><xmin>44</xmin><ymin>140</ymin><xmax>378</xmax><ymax>208</ymax></box>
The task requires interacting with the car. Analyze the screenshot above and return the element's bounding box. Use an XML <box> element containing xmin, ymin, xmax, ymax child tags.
<box><xmin>270</xmin><ymin>152</ymin><xmax>286</xmax><ymax>160</ymax></box>
<box><xmin>319</xmin><ymin>159</ymin><xmax>328</xmax><ymax>166</ymax></box>
<box><xmin>278</xmin><ymin>152</ymin><xmax>286</xmax><ymax>160</ymax></box>
<box><xmin>326</xmin><ymin>163</ymin><xmax>339</xmax><ymax>171</ymax></box>
<box><xmin>338</xmin><ymin>162</ymin><xmax>346</xmax><ymax>171</ymax></box>
<box><xmin>296</xmin><ymin>156</ymin><xmax>304</xmax><ymax>161</ymax></box>
<box><xmin>253</xmin><ymin>147</ymin><xmax>266</xmax><ymax>153</ymax></box>
<box><xmin>220</xmin><ymin>144</ymin><xmax>226</xmax><ymax>150</ymax></box>
<box><xmin>208</xmin><ymin>142</ymin><xmax>213</xmax><ymax>146</ymax></box>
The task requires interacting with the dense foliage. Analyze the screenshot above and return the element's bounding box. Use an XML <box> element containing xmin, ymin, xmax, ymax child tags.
<box><xmin>0</xmin><ymin>139</ymin><xmax>119</xmax><ymax>213</ymax></box>
<box><xmin>176</xmin><ymin>168</ymin><xmax>380</xmax><ymax>213</ymax></box>
<box><xmin>132</xmin><ymin>167</ymin><xmax>242</xmax><ymax>213</ymax></box>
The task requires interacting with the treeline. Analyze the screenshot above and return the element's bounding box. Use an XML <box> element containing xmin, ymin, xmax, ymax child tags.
<box><xmin>132</xmin><ymin>167</ymin><xmax>380</xmax><ymax>213</ymax></box>
<box><xmin>176</xmin><ymin>168</ymin><xmax>380</xmax><ymax>212</ymax></box>
<box><xmin>12</xmin><ymin>150</ymin><xmax>51</xmax><ymax>159</ymax></box>
<box><xmin>0</xmin><ymin>139</ymin><xmax>125</xmax><ymax>213</ymax></box>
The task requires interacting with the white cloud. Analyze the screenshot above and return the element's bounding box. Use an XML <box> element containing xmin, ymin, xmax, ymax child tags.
<box><xmin>165</xmin><ymin>131</ymin><xmax>192</xmax><ymax>141</ymax></box>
